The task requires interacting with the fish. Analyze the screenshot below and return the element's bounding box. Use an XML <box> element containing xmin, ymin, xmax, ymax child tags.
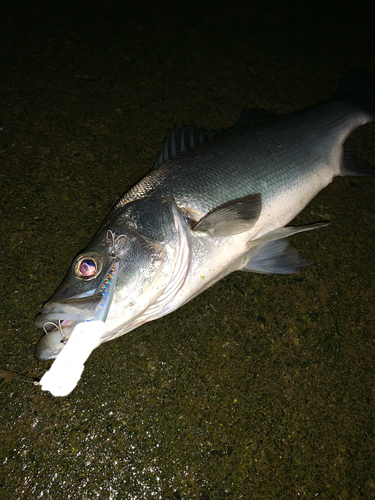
<box><xmin>34</xmin><ymin>68</ymin><xmax>375</xmax><ymax>365</ymax></box>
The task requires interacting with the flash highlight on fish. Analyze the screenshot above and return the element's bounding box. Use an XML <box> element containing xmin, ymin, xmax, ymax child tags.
<box><xmin>35</xmin><ymin>68</ymin><xmax>375</xmax><ymax>396</ymax></box>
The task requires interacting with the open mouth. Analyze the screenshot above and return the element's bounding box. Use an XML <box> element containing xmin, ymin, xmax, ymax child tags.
<box><xmin>34</xmin><ymin>320</ymin><xmax>77</xmax><ymax>361</ymax></box>
<box><xmin>35</xmin><ymin>293</ymin><xmax>102</xmax><ymax>328</ymax></box>
<box><xmin>34</xmin><ymin>261</ymin><xmax>120</xmax><ymax>362</ymax></box>
<box><xmin>34</xmin><ymin>298</ymin><xmax>99</xmax><ymax>361</ymax></box>
<box><xmin>42</xmin><ymin>319</ymin><xmax>73</xmax><ymax>334</ymax></box>
<box><xmin>34</xmin><ymin>296</ymin><xmax>102</xmax><ymax>361</ymax></box>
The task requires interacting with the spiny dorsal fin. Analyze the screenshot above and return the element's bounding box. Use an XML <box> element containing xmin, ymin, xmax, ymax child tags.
<box><xmin>152</xmin><ymin>124</ymin><xmax>223</xmax><ymax>170</ymax></box>
<box><xmin>152</xmin><ymin>107</ymin><xmax>278</xmax><ymax>170</ymax></box>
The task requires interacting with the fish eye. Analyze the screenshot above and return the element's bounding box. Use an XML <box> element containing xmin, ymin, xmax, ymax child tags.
<box><xmin>73</xmin><ymin>254</ymin><xmax>103</xmax><ymax>280</ymax></box>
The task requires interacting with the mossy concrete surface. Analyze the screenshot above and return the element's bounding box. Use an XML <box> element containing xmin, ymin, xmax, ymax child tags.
<box><xmin>0</xmin><ymin>1</ymin><xmax>374</xmax><ymax>499</ymax></box>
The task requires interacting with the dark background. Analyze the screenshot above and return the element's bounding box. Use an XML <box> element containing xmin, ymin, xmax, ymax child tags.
<box><xmin>1</xmin><ymin>0</ymin><xmax>374</xmax><ymax>498</ymax></box>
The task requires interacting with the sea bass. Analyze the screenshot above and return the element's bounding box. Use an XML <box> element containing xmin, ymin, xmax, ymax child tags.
<box><xmin>35</xmin><ymin>68</ymin><xmax>375</xmax><ymax>367</ymax></box>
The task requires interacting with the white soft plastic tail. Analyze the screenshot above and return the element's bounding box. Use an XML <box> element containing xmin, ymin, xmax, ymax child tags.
<box><xmin>39</xmin><ymin>320</ymin><xmax>105</xmax><ymax>397</ymax></box>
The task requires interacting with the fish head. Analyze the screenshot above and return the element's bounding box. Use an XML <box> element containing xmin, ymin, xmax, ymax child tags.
<box><xmin>35</xmin><ymin>197</ymin><xmax>191</xmax><ymax>361</ymax></box>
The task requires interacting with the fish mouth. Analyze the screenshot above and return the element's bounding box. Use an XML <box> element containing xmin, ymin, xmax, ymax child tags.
<box><xmin>34</xmin><ymin>292</ymin><xmax>105</xmax><ymax>361</ymax></box>
<box><xmin>35</xmin><ymin>261</ymin><xmax>120</xmax><ymax>361</ymax></box>
<box><xmin>34</xmin><ymin>320</ymin><xmax>77</xmax><ymax>361</ymax></box>
<box><xmin>35</xmin><ymin>292</ymin><xmax>102</xmax><ymax>328</ymax></box>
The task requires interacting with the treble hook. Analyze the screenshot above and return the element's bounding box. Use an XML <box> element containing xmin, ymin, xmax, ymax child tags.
<box><xmin>42</xmin><ymin>320</ymin><xmax>66</xmax><ymax>340</ymax></box>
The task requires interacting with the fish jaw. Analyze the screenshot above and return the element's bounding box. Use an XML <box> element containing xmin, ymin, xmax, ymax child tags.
<box><xmin>35</xmin><ymin>262</ymin><xmax>121</xmax><ymax>360</ymax></box>
<box><xmin>34</xmin><ymin>322</ymin><xmax>76</xmax><ymax>361</ymax></box>
<box><xmin>34</xmin><ymin>292</ymin><xmax>104</xmax><ymax>361</ymax></box>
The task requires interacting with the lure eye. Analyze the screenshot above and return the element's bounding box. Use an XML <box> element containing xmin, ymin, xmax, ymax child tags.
<box><xmin>73</xmin><ymin>254</ymin><xmax>103</xmax><ymax>280</ymax></box>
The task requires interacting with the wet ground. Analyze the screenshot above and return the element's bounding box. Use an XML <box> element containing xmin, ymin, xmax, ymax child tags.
<box><xmin>1</xmin><ymin>0</ymin><xmax>375</xmax><ymax>498</ymax></box>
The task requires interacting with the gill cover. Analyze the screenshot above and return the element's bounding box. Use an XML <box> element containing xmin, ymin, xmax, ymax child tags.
<box><xmin>97</xmin><ymin>196</ymin><xmax>192</xmax><ymax>343</ymax></box>
<box><xmin>35</xmin><ymin>197</ymin><xmax>191</xmax><ymax>359</ymax></box>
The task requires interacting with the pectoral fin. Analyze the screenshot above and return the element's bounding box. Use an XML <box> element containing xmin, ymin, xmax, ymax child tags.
<box><xmin>192</xmin><ymin>193</ymin><xmax>262</xmax><ymax>236</ymax></box>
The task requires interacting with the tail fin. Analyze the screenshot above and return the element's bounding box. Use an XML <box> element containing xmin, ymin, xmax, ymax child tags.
<box><xmin>338</xmin><ymin>68</ymin><xmax>375</xmax><ymax>121</ymax></box>
<box><xmin>337</xmin><ymin>68</ymin><xmax>375</xmax><ymax>177</ymax></box>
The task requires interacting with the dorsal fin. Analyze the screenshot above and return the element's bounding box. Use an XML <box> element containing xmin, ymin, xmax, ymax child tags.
<box><xmin>234</xmin><ymin>107</ymin><xmax>277</xmax><ymax>127</ymax></box>
<box><xmin>152</xmin><ymin>124</ymin><xmax>223</xmax><ymax>170</ymax></box>
<box><xmin>152</xmin><ymin>107</ymin><xmax>278</xmax><ymax>170</ymax></box>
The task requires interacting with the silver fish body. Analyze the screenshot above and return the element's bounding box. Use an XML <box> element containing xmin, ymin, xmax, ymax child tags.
<box><xmin>35</xmin><ymin>69</ymin><xmax>375</xmax><ymax>362</ymax></box>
